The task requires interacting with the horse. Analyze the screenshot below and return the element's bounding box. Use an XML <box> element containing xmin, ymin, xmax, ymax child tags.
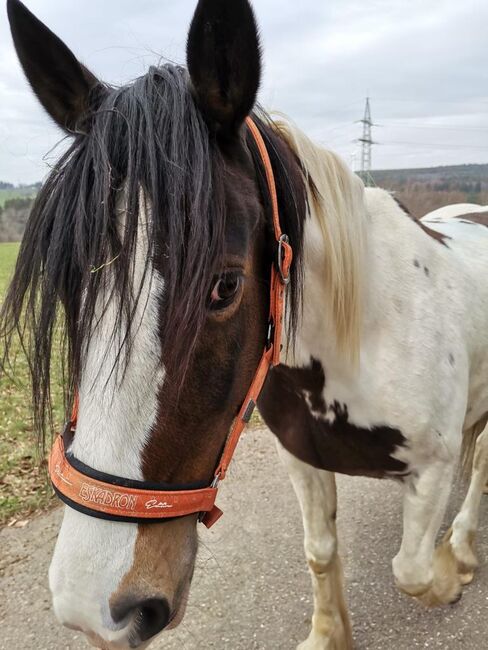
<box><xmin>3</xmin><ymin>0</ymin><xmax>488</xmax><ymax>648</ymax></box>
<box><xmin>423</xmin><ymin>203</ymin><xmax>488</xmax><ymax>223</ymax></box>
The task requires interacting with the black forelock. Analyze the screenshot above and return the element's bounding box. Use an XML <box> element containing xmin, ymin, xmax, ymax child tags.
<box><xmin>1</xmin><ymin>64</ymin><xmax>226</xmax><ymax>445</ymax></box>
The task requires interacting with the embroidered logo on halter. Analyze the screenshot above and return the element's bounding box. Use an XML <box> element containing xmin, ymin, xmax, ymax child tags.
<box><xmin>79</xmin><ymin>483</ymin><xmax>138</xmax><ymax>511</ymax></box>
<box><xmin>145</xmin><ymin>499</ymin><xmax>173</xmax><ymax>510</ymax></box>
<box><xmin>54</xmin><ymin>463</ymin><xmax>73</xmax><ymax>487</ymax></box>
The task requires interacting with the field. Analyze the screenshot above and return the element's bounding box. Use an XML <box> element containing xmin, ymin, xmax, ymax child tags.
<box><xmin>370</xmin><ymin>163</ymin><xmax>488</xmax><ymax>218</ymax></box>
<box><xmin>0</xmin><ymin>186</ymin><xmax>37</xmax><ymax>208</ymax></box>
<box><xmin>0</xmin><ymin>242</ymin><xmax>60</xmax><ymax>525</ymax></box>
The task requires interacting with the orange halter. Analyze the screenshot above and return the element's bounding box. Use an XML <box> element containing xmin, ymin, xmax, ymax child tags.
<box><xmin>49</xmin><ymin>116</ymin><xmax>293</xmax><ymax>528</ymax></box>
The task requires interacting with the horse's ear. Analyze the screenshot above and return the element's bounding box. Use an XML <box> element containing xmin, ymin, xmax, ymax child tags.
<box><xmin>7</xmin><ymin>0</ymin><xmax>103</xmax><ymax>133</ymax></box>
<box><xmin>186</xmin><ymin>0</ymin><xmax>261</xmax><ymax>135</ymax></box>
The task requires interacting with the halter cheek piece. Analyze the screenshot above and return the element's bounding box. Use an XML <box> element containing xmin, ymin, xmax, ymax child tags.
<box><xmin>49</xmin><ymin>117</ymin><xmax>293</xmax><ymax>528</ymax></box>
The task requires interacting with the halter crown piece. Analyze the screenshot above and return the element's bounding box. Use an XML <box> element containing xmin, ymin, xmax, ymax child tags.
<box><xmin>49</xmin><ymin>117</ymin><xmax>293</xmax><ymax>528</ymax></box>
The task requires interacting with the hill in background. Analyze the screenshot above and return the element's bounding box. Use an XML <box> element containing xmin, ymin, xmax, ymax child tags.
<box><xmin>0</xmin><ymin>164</ymin><xmax>487</xmax><ymax>242</ymax></box>
<box><xmin>0</xmin><ymin>182</ymin><xmax>40</xmax><ymax>208</ymax></box>
<box><xmin>370</xmin><ymin>163</ymin><xmax>488</xmax><ymax>217</ymax></box>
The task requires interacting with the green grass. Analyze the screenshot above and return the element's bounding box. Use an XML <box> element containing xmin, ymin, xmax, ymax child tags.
<box><xmin>0</xmin><ymin>242</ymin><xmax>62</xmax><ymax>525</ymax></box>
<box><xmin>0</xmin><ymin>242</ymin><xmax>19</xmax><ymax>285</ymax></box>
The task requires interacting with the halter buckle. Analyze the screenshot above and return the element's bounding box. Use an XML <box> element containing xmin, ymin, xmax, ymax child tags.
<box><xmin>197</xmin><ymin>472</ymin><xmax>221</xmax><ymax>524</ymax></box>
<box><xmin>210</xmin><ymin>473</ymin><xmax>221</xmax><ymax>489</ymax></box>
<box><xmin>277</xmin><ymin>234</ymin><xmax>291</xmax><ymax>285</ymax></box>
<box><xmin>266</xmin><ymin>319</ymin><xmax>274</xmax><ymax>349</ymax></box>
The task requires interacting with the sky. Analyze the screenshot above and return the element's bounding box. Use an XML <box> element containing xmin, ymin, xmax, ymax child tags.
<box><xmin>1</xmin><ymin>0</ymin><xmax>488</xmax><ymax>184</ymax></box>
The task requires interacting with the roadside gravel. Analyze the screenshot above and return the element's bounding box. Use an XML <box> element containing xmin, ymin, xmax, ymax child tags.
<box><xmin>1</xmin><ymin>426</ymin><xmax>487</xmax><ymax>649</ymax></box>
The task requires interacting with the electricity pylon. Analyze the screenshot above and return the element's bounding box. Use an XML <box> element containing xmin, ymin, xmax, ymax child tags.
<box><xmin>357</xmin><ymin>97</ymin><xmax>376</xmax><ymax>185</ymax></box>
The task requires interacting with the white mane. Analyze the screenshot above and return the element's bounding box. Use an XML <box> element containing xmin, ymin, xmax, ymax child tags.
<box><xmin>271</xmin><ymin>117</ymin><xmax>366</xmax><ymax>362</ymax></box>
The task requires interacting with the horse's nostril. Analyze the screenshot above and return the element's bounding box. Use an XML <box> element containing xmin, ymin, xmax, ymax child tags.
<box><xmin>112</xmin><ymin>596</ymin><xmax>170</xmax><ymax>642</ymax></box>
<box><xmin>136</xmin><ymin>598</ymin><xmax>171</xmax><ymax>640</ymax></box>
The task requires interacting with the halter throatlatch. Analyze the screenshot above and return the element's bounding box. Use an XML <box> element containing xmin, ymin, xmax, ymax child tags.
<box><xmin>49</xmin><ymin>116</ymin><xmax>293</xmax><ymax>528</ymax></box>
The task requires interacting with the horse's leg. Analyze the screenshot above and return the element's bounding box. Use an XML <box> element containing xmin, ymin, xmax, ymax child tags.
<box><xmin>392</xmin><ymin>460</ymin><xmax>462</xmax><ymax>606</ymax></box>
<box><xmin>276</xmin><ymin>442</ymin><xmax>353</xmax><ymax>650</ymax></box>
<box><xmin>449</xmin><ymin>422</ymin><xmax>488</xmax><ymax>584</ymax></box>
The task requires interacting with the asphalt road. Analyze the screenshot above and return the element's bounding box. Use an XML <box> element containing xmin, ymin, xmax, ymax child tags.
<box><xmin>1</xmin><ymin>426</ymin><xmax>487</xmax><ymax>650</ymax></box>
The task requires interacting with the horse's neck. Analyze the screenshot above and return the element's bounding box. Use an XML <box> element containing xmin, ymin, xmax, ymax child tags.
<box><xmin>287</xmin><ymin>183</ymin><xmax>426</xmax><ymax>377</ymax></box>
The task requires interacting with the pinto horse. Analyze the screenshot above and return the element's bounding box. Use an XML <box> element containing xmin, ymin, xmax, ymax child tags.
<box><xmin>3</xmin><ymin>0</ymin><xmax>488</xmax><ymax>648</ymax></box>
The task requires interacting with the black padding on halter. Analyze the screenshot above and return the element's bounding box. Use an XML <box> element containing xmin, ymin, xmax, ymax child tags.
<box><xmin>62</xmin><ymin>428</ymin><xmax>208</xmax><ymax>492</ymax></box>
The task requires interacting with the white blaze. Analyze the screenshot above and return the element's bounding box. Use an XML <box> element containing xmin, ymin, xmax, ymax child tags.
<box><xmin>49</xmin><ymin>210</ymin><xmax>164</xmax><ymax>640</ymax></box>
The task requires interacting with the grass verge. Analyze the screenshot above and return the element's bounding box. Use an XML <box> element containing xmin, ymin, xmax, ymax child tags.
<box><xmin>0</xmin><ymin>242</ymin><xmax>60</xmax><ymax>526</ymax></box>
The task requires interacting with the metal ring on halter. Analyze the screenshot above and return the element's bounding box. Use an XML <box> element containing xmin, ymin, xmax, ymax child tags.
<box><xmin>197</xmin><ymin>473</ymin><xmax>221</xmax><ymax>523</ymax></box>
<box><xmin>277</xmin><ymin>234</ymin><xmax>291</xmax><ymax>285</ymax></box>
<box><xmin>210</xmin><ymin>473</ymin><xmax>221</xmax><ymax>489</ymax></box>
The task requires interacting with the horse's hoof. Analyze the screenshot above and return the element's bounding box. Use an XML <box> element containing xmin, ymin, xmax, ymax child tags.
<box><xmin>459</xmin><ymin>571</ymin><xmax>474</xmax><ymax>586</ymax></box>
<box><xmin>449</xmin><ymin>590</ymin><xmax>463</xmax><ymax>605</ymax></box>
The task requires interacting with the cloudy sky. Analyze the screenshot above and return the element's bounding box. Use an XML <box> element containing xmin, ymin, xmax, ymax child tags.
<box><xmin>1</xmin><ymin>0</ymin><xmax>488</xmax><ymax>184</ymax></box>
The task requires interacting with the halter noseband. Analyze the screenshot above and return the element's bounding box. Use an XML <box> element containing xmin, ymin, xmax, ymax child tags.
<box><xmin>49</xmin><ymin>116</ymin><xmax>293</xmax><ymax>528</ymax></box>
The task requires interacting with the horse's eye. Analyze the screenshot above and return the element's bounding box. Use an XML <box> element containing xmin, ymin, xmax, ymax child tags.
<box><xmin>209</xmin><ymin>272</ymin><xmax>242</xmax><ymax>310</ymax></box>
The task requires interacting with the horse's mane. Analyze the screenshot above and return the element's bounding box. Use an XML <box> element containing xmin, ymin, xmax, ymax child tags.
<box><xmin>270</xmin><ymin>118</ymin><xmax>366</xmax><ymax>363</ymax></box>
<box><xmin>0</xmin><ymin>65</ymin><xmax>305</xmax><ymax>448</ymax></box>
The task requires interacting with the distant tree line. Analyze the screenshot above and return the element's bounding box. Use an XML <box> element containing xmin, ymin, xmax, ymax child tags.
<box><xmin>368</xmin><ymin>165</ymin><xmax>488</xmax><ymax>218</ymax></box>
<box><xmin>0</xmin><ymin>181</ymin><xmax>41</xmax><ymax>242</ymax></box>
<box><xmin>1</xmin><ymin>167</ymin><xmax>487</xmax><ymax>242</ymax></box>
<box><xmin>370</xmin><ymin>179</ymin><xmax>488</xmax><ymax>218</ymax></box>
<box><xmin>0</xmin><ymin>197</ymin><xmax>34</xmax><ymax>242</ymax></box>
<box><xmin>0</xmin><ymin>181</ymin><xmax>41</xmax><ymax>191</ymax></box>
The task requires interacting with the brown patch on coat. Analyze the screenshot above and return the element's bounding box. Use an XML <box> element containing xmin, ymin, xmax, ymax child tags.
<box><xmin>417</xmin><ymin>221</ymin><xmax>451</xmax><ymax>247</ymax></box>
<box><xmin>141</xmin><ymin>126</ymin><xmax>307</xmax><ymax>486</ymax></box>
<box><xmin>455</xmin><ymin>212</ymin><xmax>488</xmax><ymax>228</ymax></box>
<box><xmin>109</xmin><ymin>517</ymin><xmax>198</xmax><ymax>623</ymax></box>
<box><xmin>136</xmin><ymin>115</ymin><xmax>308</xmax><ymax>487</ymax></box>
<box><xmin>393</xmin><ymin>197</ymin><xmax>414</xmax><ymax>217</ymax></box>
<box><xmin>394</xmin><ymin>197</ymin><xmax>450</xmax><ymax>247</ymax></box>
<box><xmin>259</xmin><ymin>357</ymin><xmax>408</xmax><ymax>478</ymax></box>
<box><xmin>143</xmin><ymin>158</ymin><xmax>270</xmax><ymax>486</ymax></box>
